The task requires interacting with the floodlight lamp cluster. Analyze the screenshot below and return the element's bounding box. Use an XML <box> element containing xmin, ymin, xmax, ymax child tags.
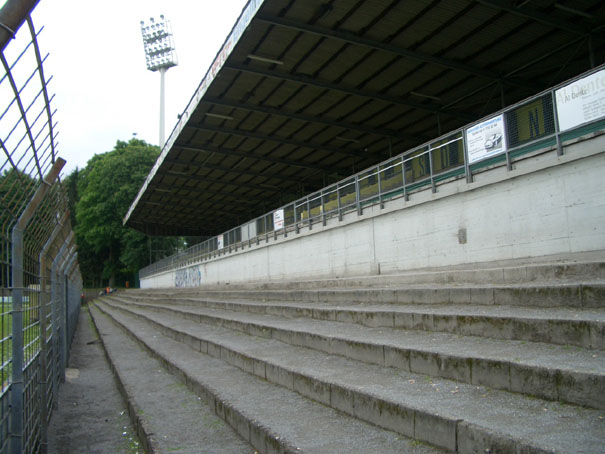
<box><xmin>140</xmin><ymin>15</ymin><xmax>178</xmax><ymax>71</ymax></box>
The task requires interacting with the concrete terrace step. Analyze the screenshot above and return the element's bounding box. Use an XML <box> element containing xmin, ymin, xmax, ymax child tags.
<box><xmin>95</xmin><ymin>299</ymin><xmax>605</xmax><ymax>454</ymax></box>
<box><xmin>130</xmin><ymin>281</ymin><xmax>605</xmax><ymax>308</ymax></box>
<box><xmin>91</xmin><ymin>301</ymin><xmax>446</xmax><ymax>454</ymax></box>
<box><xmin>88</xmin><ymin>304</ymin><xmax>256</xmax><ymax>454</ymax></box>
<box><xmin>104</xmin><ymin>296</ymin><xmax>605</xmax><ymax>410</ymax></box>
<box><xmin>117</xmin><ymin>294</ymin><xmax>605</xmax><ymax>349</ymax></box>
<box><xmin>142</xmin><ymin>252</ymin><xmax>605</xmax><ymax>289</ymax></box>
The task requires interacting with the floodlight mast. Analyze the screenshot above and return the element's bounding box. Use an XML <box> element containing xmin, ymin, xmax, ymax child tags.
<box><xmin>140</xmin><ymin>15</ymin><xmax>178</xmax><ymax>148</ymax></box>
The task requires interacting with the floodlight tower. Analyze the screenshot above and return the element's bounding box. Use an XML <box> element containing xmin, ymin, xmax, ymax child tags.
<box><xmin>140</xmin><ymin>15</ymin><xmax>178</xmax><ymax>148</ymax></box>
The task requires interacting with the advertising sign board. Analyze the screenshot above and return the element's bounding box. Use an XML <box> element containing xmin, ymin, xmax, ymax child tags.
<box><xmin>555</xmin><ymin>69</ymin><xmax>605</xmax><ymax>131</ymax></box>
<box><xmin>465</xmin><ymin>114</ymin><xmax>507</xmax><ymax>164</ymax></box>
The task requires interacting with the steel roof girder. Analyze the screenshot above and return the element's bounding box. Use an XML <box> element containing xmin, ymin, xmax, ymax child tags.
<box><xmin>190</xmin><ymin>122</ymin><xmax>379</xmax><ymax>162</ymax></box>
<box><xmin>204</xmin><ymin>96</ymin><xmax>415</xmax><ymax>142</ymax></box>
<box><xmin>175</xmin><ymin>142</ymin><xmax>350</xmax><ymax>176</ymax></box>
<box><xmin>162</xmin><ymin>156</ymin><xmax>319</xmax><ymax>186</ymax></box>
<box><xmin>474</xmin><ymin>0</ymin><xmax>602</xmax><ymax>38</ymax></box>
<box><xmin>225</xmin><ymin>62</ymin><xmax>476</xmax><ymax>121</ymax></box>
<box><xmin>255</xmin><ymin>14</ymin><xmax>542</xmax><ymax>92</ymax></box>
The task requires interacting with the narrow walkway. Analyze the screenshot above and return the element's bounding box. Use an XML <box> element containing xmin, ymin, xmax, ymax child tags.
<box><xmin>47</xmin><ymin>304</ymin><xmax>141</xmax><ymax>454</ymax></box>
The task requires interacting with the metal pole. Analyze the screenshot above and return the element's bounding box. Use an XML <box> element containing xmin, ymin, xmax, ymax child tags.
<box><xmin>9</xmin><ymin>225</ymin><xmax>24</xmax><ymax>454</ymax></box>
<box><xmin>159</xmin><ymin>67</ymin><xmax>167</xmax><ymax>148</ymax></box>
<box><xmin>10</xmin><ymin>158</ymin><xmax>65</xmax><ymax>454</ymax></box>
<box><xmin>38</xmin><ymin>212</ymin><xmax>69</xmax><ymax>454</ymax></box>
<box><xmin>51</xmin><ymin>232</ymin><xmax>73</xmax><ymax>391</ymax></box>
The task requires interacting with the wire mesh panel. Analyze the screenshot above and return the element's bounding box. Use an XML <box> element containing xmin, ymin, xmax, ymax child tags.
<box><xmin>1</xmin><ymin>5</ymin><xmax>81</xmax><ymax>454</ymax></box>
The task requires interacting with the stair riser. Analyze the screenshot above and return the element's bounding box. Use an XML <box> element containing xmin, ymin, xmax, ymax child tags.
<box><xmin>134</xmin><ymin>262</ymin><xmax>605</xmax><ymax>290</ymax></box>
<box><xmin>99</xmin><ymin>302</ymin><xmax>550</xmax><ymax>453</ymax></box>
<box><xmin>121</xmin><ymin>297</ymin><xmax>604</xmax><ymax>349</ymax></box>
<box><xmin>93</xmin><ymin>303</ymin><xmax>300</xmax><ymax>454</ymax></box>
<box><xmin>133</xmin><ymin>284</ymin><xmax>604</xmax><ymax>308</ymax></box>
<box><xmin>107</xmin><ymin>301</ymin><xmax>605</xmax><ymax>410</ymax></box>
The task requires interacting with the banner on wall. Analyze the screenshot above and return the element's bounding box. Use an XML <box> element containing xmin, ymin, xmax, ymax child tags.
<box><xmin>217</xmin><ymin>234</ymin><xmax>224</xmax><ymax>249</ymax></box>
<box><xmin>273</xmin><ymin>209</ymin><xmax>285</xmax><ymax>230</ymax></box>
<box><xmin>465</xmin><ymin>114</ymin><xmax>507</xmax><ymax>164</ymax></box>
<box><xmin>555</xmin><ymin>69</ymin><xmax>605</xmax><ymax>132</ymax></box>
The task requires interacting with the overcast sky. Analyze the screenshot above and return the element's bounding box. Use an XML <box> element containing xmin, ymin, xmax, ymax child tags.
<box><xmin>23</xmin><ymin>0</ymin><xmax>248</xmax><ymax>175</ymax></box>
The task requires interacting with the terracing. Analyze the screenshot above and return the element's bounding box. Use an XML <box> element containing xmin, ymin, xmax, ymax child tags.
<box><xmin>91</xmin><ymin>253</ymin><xmax>605</xmax><ymax>453</ymax></box>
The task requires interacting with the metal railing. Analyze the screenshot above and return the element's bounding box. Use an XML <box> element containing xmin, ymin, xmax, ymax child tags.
<box><xmin>140</xmin><ymin>64</ymin><xmax>605</xmax><ymax>280</ymax></box>
<box><xmin>1</xmin><ymin>4</ymin><xmax>81</xmax><ymax>454</ymax></box>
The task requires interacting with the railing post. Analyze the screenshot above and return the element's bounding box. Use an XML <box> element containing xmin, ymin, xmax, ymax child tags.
<box><xmin>552</xmin><ymin>90</ymin><xmax>563</xmax><ymax>157</ymax></box>
<box><xmin>428</xmin><ymin>147</ymin><xmax>436</xmax><ymax>193</ymax></box>
<box><xmin>463</xmin><ymin>129</ymin><xmax>473</xmax><ymax>184</ymax></box>
<box><xmin>355</xmin><ymin>175</ymin><xmax>362</xmax><ymax>216</ymax></box>
<box><xmin>402</xmin><ymin>158</ymin><xmax>409</xmax><ymax>201</ymax></box>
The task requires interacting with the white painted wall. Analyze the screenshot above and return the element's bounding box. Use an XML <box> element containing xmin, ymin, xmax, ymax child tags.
<box><xmin>141</xmin><ymin>134</ymin><xmax>605</xmax><ymax>289</ymax></box>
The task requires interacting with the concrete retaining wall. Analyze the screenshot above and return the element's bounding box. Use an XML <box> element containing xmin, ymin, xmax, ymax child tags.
<box><xmin>141</xmin><ymin>134</ymin><xmax>605</xmax><ymax>289</ymax></box>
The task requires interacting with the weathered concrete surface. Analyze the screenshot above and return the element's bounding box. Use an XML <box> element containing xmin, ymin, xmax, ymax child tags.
<box><xmin>89</xmin><ymin>304</ymin><xmax>257</xmax><ymax>454</ymax></box>
<box><xmin>96</xmin><ymin>299</ymin><xmax>605</xmax><ymax>454</ymax></box>
<box><xmin>90</xmin><ymin>301</ymin><xmax>445</xmax><ymax>454</ymax></box>
<box><xmin>103</xmin><ymin>294</ymin><xmax>605</xmax><ymax>409</ymax></box>
<box><xmin>142</xmin><ymin>138</ymin><xmax>605</xmax><ymax>289</ymax></box>
<box><xmin>47</xmin><ymin>305</ymin><xmax>142</xmax><ymax>454</ymax></box>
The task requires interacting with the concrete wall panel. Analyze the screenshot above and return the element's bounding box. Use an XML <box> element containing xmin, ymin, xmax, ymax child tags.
<box><xmin>142</xmin><ymin>138</ymin><xmax>605</xmax><ymax>289</ymax></box>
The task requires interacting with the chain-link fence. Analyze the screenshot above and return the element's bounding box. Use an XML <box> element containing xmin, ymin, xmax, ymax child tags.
<box><xmin>1</xmin><ymin>3</ymin><xmax>81</xmax><ymax>454</ymax></box>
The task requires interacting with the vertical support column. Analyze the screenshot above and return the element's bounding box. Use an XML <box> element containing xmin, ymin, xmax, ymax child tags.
<box><xmin>9</xmin><ymin>226</ymin><xmax>24</xmax><ymax>454</ymax></box>
<box><xmin>10</xmin><ymin>158</ymin><xmax>65</xmax><ymax>454</ymax></box>
<box><xmin>402</xmin><ymin>158</ymin><xmax>409</xmax><ymax>201</ymax></box>
<box><xmin>552</xmin><ymin>91</ymin><xmax>563</xmax><ymax>157</ymax></box>
<box><xmin>355</xmin><ymin>175</ymin><xmax>362</xmax><ymax>216</ymax></box>
<box><xmin>463</xmin><ymin>129</ymin><xmax>473</xmax><ymax>184</ymax></box>
<box><xmin>428</xmin><ymin>146</ymin><xmax>436</xmax><ymax>193</ymax></box>
<box><xmin>50</xmin><ymin>232</ymin><xmax>73</xmax><ymax>394</ymax></box>
<box><xmin>38</xmin><ymin>213</ymin><xmax>68</xmax><ymax>454</ymax></box>
<box><xmin>60</xmin><ymin>249</ymin><xmax>76</xmax><ymax>367</ymax></box>
<box><xmin>159</xmin><ymin>67</ymin><xmax>167</xmax><ymax>148</ymax></box>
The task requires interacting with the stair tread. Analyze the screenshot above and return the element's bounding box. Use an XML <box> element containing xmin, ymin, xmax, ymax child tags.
<box><xmin>125</xmin><ymin>295</ymin><xmax>605</xmax><ymax>322</ymax></box>
<box><xmin>89</xmin><ymin>304</ymin><xmax>256</xmax><ymax>454</ymax></box>
<box><xmin>99</xmin><ymin>300</ymin><xmax>605</xmax><ymax>454</ymax></box>
<box><xmin>112</xmin><ymin>298</ymin><xmax>604</xmax><ymax>375</ymax></box>
<box><xmin>93</xmin><ymin>301</ymin><xmax>446</xmax><ymax>454</ymax></box>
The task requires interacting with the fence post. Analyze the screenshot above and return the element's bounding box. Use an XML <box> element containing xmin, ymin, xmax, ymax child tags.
<box><xmin>50</xmin><ymin>232</ymin><xmax>73</xmax><ymax>396</ymax></box>
<box><xmin>9</xmin><ymin>225</ymin><xmax>24</xmax><ymax>454</ymax></box>
<box><xmin>9</xmin><ymin>158</ymin><xmax>65</xmax><ymax>454</ymax></box>
<box><xmin>38</xmin><ymin>213</ymin><xmax>69</xmax><ymax>454</ymax></box>
<box><xmin>59</xmin><ymin>248</ymin><xmax>76</xmax><ymax>368</ymax></box>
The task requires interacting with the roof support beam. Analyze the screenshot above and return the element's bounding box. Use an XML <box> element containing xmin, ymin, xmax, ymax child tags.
<box><xmin>204</xmin><ymin>96</ymin><xmax>418</xmax><ymax>142</ymax></box>
<box><xmin>190</xmin><ymin>123</ymin><xmax>383</xmax><ymax>163</ymax></box>
<box><xmin>255</xmin><ymin>14</ymin><xmax>541</xmax><ymax>92</ymax></box>
<box><xmin>153</xmin><ymin>173</ymin><xmax>282</xmax><ymax>195</ymax></box>
<box><xmin>225</xmin><ymin>63</ymin><xmax>476</xmax><ymax>121</ymax></box>
<box><xmin>139</xmin><ymin>199</ymin><xmax>245</xmax><ymax>221</ymax></box>
<box><xmin>162</xmin><ymin>157</ymin><xmax>318</xmax><ymax>186</ymax></box>
<box><xmin>474</xmin><ymin>0</ymin><xmax>602</xmax><ymax>37</ymax></box>
<box><xmin>175</xmin><ymin>142</ymin><xmax>351</xmax><ymax>176</ymax></box>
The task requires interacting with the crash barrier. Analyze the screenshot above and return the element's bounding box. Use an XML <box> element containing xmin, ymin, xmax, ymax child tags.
<box><xmin>140</xmin><ymin>65</ymin><xmax>605</xmax><ymax>282</ymax></box>
<box><xmin>1</xmin><ymin>4</ymin><xmax>81</xmax><ymax>454</ymax></box>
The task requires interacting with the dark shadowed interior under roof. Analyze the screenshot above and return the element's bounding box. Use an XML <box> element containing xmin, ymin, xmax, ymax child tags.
<box><xmin>124</xmin><ymin>0</ymin><xmax>605</xmax><ymax>236</ymax></box>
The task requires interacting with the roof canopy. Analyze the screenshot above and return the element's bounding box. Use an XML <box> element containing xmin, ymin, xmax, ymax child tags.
<box><xmin>125</xmin><ymin>0</ymin><xmax>605</xmax><ymax>236</ymax></box>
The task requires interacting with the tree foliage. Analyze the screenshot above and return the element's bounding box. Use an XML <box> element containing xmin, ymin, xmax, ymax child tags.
<box><xmin>72</xmin><ymin>139</ymin><xmax>179</xmax><ymax>287</ymax></box>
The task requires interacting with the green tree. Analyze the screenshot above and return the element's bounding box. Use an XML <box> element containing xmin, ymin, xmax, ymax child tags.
<box><xmin>74</xmin><ymin>139</ymin><xmax>178</xmax><ymax>287</ymax></box>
